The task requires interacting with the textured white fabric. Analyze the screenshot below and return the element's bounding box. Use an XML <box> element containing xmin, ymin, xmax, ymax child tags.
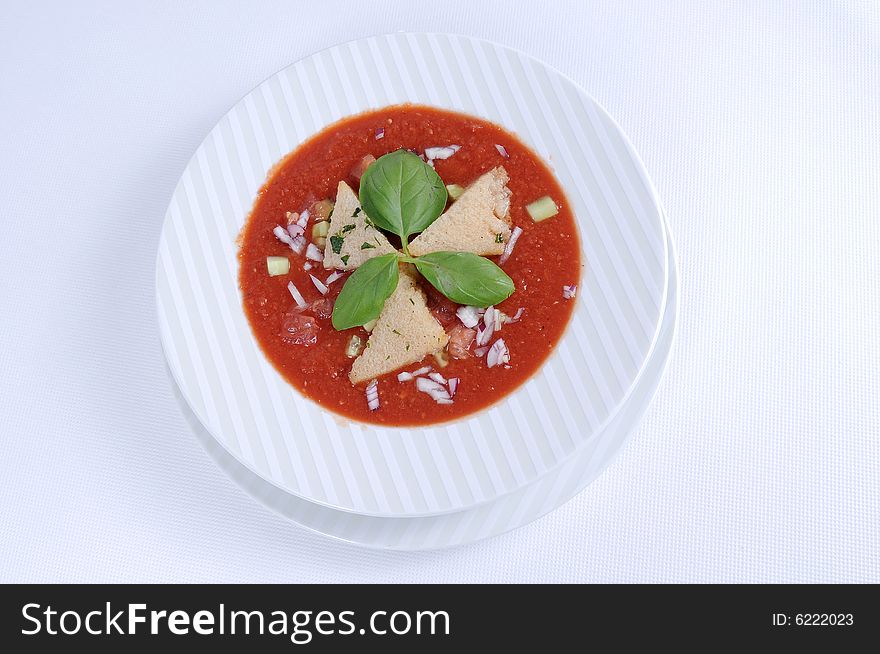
<box><xmin>1</xmin><ymin>0</ymin><xmax>878</xmax><ymax>583</ymax></box>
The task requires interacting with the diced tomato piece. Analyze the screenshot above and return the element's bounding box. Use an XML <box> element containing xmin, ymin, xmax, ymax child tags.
<box><xmin>310</xmin><ymin>297</ymin><xmax>334</xmax><ymax>320</ymax></box>
<box><xmin>280</xmin><ymin>312</ymin><xmax>318</xmax><ymax>346</ymax></box>
<box><xmin>425</xmin><ymin>285</ymin><xmax>458</xmax><ymax>326</ymax></box>
<box><xmin>447</xmin><ymin>324</ymin><xmax>476</xmax><ymax>359</ymax></box>
<box><xmin>430</xmin><ymin>306</ymin><xmax>456</xmax><ymax>327</ymax></box>
<box><xmin>350</xmin><ymin>154</ymin><xmax>376</xmax><ymax>180</ymax></box>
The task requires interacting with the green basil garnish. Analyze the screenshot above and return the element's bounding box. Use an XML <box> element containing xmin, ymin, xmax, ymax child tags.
<box><xmin>359</xmin><ymin>149</ymin><xmax>447</xmax><ymax>253</ymax></box>
<box><xmin>331</xmin><ymin>253</ymin><xmax>399</xmax><ymax>330</ymax></box>
<box><xmin>414</xmin><ymin>251</ymin><xmax>514</xmax><ymax>307</ymax></box>
<box><xmin>331</xmin><ymin>151</ymin><xmax>517</xmax><ymax>332</ymax></box>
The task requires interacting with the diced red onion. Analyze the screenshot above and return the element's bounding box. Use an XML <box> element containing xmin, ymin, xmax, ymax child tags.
<box><xmin>424</xmin><ymin>145</ymin><xmax>460</xmax><ymax>160</ymax></box>
<box><xmin>505</xmin><ymin>307</ymin><xmax>525</xmax><ymax>323</ymax></box>
<box><xmin>456</xmin><ymin>305</ymin><xmax>481</xmax><ymax>329</ymax></box>
<box><xmin>303</xmin><ymin>262</ymin><xmax>313</xmax><ymax>271</ymax></box>
<box><xmin>297</xmin><ymin>209</ymin><xmax>310</xmax><ymax>228</ymax></box>
<box><xmin>287</xmin><ymin>223</ymin><xmax>305</xmax><ymax>239</ymax></box>
<box><xmin>563</xmin><ymin>284</ymin><xmax>577</xmax><ymax>299</ymax></box>
<box><xmin>491</xmin><ymin>307</ymin><xmax>503</xmax><ymax>331</ymax></box>
<box><xmin>435</xmin><ymin>398</ymin><xmax>454</xmax><ymax>405</ymax></box>
<box><xmin>397</xmin><ymin>366</ymin><xmax>432</xmax><ymax>383</ymax></box>
<box><xmin>448</xmin><ymin>378</ymin><xmax>459</xmax><ymax>396</ymax></box>
<box><xmin>477</xmin><ymin>308</ymin><xmax>497</xmax><ymax>345</ymax></box>
<box><xmin>290</xmin><ymin>235</ymin><xmax>307</xmax><ymax>254</ymax></box>
<box><xmin>415</xmin><ymin>377</ymin><xmax>452</xmax><ymax>403</ymax></box>
<box><xmin>426</xmin><ymin>158</ymin><xmax>435</xmax><ymax>169</ymax></box>
<box><xmin>475</xmin><ymin>322</ymin><xmax>494</xmax><ymax>347</ymax></box>
<box><xmin>375</xmin><ymin>127</ymin><xmax>385</xmax><ymax>140</ymax></box>
<box><xmin>498</xmin><ymin>226</ymin><xmax>523</xmax><ymax>265</ymax></box>
<box><xmin>474</xmin><ymin>346</ymin><xmax>488</xmax><ymax>357</ymax></box>
<box><xmin>495</xmin><ymin>144</ymin><xmax>509</xmax><ymax>158</ymax></box>
<box><xmin>365</xmin><ymin>380</ymin><xmax>380</xmax><ymax>411</ymax></box>
<box><xmin>486</xmin><ymin>338</ymin><xmax>510</xmax><ymax>368</ymax></box>
<box><xmin>286</xmin><ymin>281</ymin><xmax>307</xmax><ymax>309</ymax></box>
<box><xmin>416</xmin><ymin>377</ymin><xmax>445</xmax><ymax>392</ymax></box>
<box><xmin>309</xmin><ymin>274</ymin><xmax>329</xmax><ymax>295</ymax></box>
<box><xmin>306</xmin><ymin>243</ymin><xmax>324</xmax><ymax>262</ymax></box>
<box><xmin>273</xmin><ymin>225</ymin><xmax>296</xmax><ymax>247</ymax></box>
<box><xmin>428</xmin><ymin>372</ymin><xmax>447</xmax><ymax>386</ymax></box>
<box><xmin>326</xmin><ymin>270</ymin><xmax>344</xmax><ymax>284</ymax></box>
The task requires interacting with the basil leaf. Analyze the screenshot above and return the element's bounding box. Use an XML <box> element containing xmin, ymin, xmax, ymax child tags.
<box><xmin>414</xmin><ymin>251</ymin><xmax>514</xmax><ymax>307</ymax></box>
<box><xmin>359</xmin><ymin>150</ymin><xmax>447</xmax><ymax>248</ymax></box>
<box><xmin>331</xmin><ymin>253</ymin><xmax>399</xmax><ymax>330</ymax></box>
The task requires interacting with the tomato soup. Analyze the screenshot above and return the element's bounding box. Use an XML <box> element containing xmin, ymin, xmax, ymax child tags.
<box><xmin>238</xmin><ymin>105</ymin><xmax>582</xmax><ymax>426</ymax></box>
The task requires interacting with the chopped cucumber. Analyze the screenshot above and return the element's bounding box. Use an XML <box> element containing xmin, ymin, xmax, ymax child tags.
<box><xmin>433</xmin><ymin>349</ymin><xmax>449</xmax><ymax>368</ymax></box>
<box><xmin>266</xmin><ymin>256</ymin><xmax>290</xmax><ymax>277</ymax></box>
<box><xmin>363</xmin><ymin>319</ymin><xmax>378</xmax><ymax>333</ymax></box>
<box><xmin>313</xmin><ymin>235</ymin><xmax>327</xmax><ymax>250</ymax></box>
<box><xmin>445</xmin><ymin>183</ymin><xmax>465</xmax><ymax>200</ymax></box>
<box><xmin>311</xmin><ymin>199</ymin><xmax>335</xmax><ymax>221</ymax></box>
<box><xmin>526</xmin><ymin>195</ymin><xmax>558</xmax><ymax>222</ymax></box>
<box><xmin>345</xmin><ymin>334</ymin><xmax>363</xmax><ymax>358</ymax></box>
<box><xmin>312</xmin><ymin>221</ymin><xmax>329</xmax><ymax>239</ymax></box>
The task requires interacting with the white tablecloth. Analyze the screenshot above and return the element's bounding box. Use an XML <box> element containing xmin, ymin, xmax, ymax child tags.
<box><xmin>2</xmin><ymin>0</ymin><xmax>878</xmax><ymax>583</ymax></box>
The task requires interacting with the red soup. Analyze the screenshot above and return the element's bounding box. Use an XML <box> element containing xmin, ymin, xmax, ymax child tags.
<box><xmin>239</xmin><ymin>104</ymin><xmax>582</xmax><ymax>426</ymax></box>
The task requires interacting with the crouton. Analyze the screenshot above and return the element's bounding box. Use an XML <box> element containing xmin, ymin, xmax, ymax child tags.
<box><xmin>349</xmin><ymin>265</ymin><xmax>448</xmax><ymax>384</ymax></box>
<box><xmin>323</xmin><ymin>181</ymin><xmax>396</xmax><ymax>270</ymax></box>
<box><xmin>409</xmin><ymin>167</ymin><xmax>512</xmax><ymax>256</ymax></box>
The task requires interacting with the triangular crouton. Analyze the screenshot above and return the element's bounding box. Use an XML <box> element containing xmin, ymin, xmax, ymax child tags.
<box><xmin>349</xmin><ymin>265</ymin><xmax>448</xmax><ymax>384</ymax></box>
<box><xmin>409</xmin><ymin>167</ymin><xmax>512</xmax><ymax>256</ymax></box>
<box><xmin>323</xmin><ymin>181</ymin><xmax>396</xmax><ymax>270</ymax></box>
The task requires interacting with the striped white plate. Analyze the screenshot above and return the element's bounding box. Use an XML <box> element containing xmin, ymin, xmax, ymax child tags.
<box><xmin>174</xmin><ymin>215</ymin><xmax>676</xmax><ymax>549</ymax></box>
<box><xmin>157</xmin><ymin>33</ymin><xmax>668</xmax><ymax>518</ymax></box>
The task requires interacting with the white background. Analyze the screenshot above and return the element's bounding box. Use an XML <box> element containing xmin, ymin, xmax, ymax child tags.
<box><xmin>2</xmin><ymin>0</ymin><xmax>878</xmax><ymax>582</ymax></box>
